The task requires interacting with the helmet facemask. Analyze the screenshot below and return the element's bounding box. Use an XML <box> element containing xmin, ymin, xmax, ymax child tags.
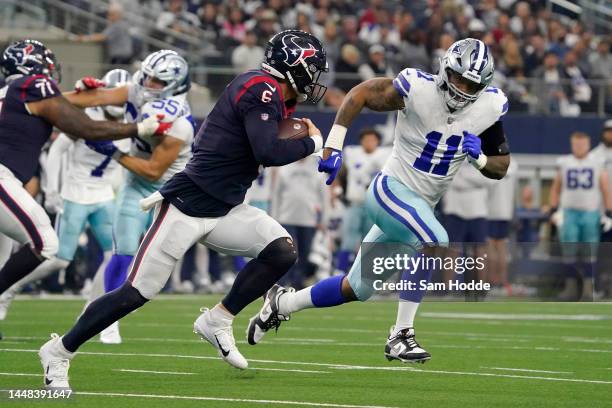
<box><xmin>437</xmin><ymin>38</ymin><xmax>494</xmax><ymax>111</ymax></box>
<box><xmin>439</xmin><ymin>64</ymin><xmax>487</xmax><ymax>110</ymax></box>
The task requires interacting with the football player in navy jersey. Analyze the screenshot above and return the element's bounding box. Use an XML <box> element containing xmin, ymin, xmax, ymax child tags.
<box><xmin>0</xmin><ymin>40</ymin><xmax>169</xmax><ymax>310</ymax></box>
<box><xmin>39</xmin><ymin>30</ymin><xmax>328</xmax><ymax>388</ymax></box>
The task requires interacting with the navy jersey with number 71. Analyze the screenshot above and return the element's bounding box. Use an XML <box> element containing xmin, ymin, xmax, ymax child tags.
<box><xmin>0</xmin><ymin>74</ymin><xmax>61</xmax><ymax>183</ymax></box>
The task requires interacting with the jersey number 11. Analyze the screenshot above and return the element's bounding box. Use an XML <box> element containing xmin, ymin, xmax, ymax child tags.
<box><xmin>413</xmin><ymin>131</ymin><xmax>462</xmax><ymax>176</ymax></box>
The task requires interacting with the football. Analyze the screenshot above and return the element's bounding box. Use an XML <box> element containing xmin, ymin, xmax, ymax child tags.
<box><xmin>278</xmin><ymin>118</ymin><xmax>309</xmax><ymax>140</ymax></box>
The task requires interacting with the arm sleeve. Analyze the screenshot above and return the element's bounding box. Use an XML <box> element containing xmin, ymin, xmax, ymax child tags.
<box><xmin>238</xmin><ymin>84</ymin><xmax>314</xmax><ymax>167</ymax></box>
<box><xmin>45</xmin><ymin>133</ymin><xmax>73</xmax><ymax>194</ymax></box>
<box><xmin>480</xmin><ymin>121</ymin><xmax>510</xmax><ymax>156</ymax></box>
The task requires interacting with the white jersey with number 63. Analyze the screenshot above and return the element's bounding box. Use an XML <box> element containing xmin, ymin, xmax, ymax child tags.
<box><xmin>382</xmin><ymin>68</ymin><xmax>508</xmax><ymax>207</ymax></box>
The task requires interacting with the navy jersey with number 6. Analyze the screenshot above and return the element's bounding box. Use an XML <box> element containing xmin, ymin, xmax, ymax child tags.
<box><xmin>0</xmin><ymin>74</ymin><xmax>61</xmax><ymax>183</ymax></box>
<box><xmin>161</xmin><ymin>70</ymin><xmax>315</xmax><ymax>217</ymax></box>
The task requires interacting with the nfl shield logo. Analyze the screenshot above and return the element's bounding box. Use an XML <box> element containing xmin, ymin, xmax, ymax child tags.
<box><xmin>261</xmin><ymin>113</ymin><xmax>269</xmax><ymax>121</ymax></box>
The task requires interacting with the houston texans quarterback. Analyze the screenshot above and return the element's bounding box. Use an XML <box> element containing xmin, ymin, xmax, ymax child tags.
<box><xmin>0</xmin><ymin>40</ymin><xmax>167</xmax><ymax>313</ymax></box>
<box><xmin>249</xmin><ymin>38</ymin><xmax>511</xmax><ymax>363</ymax></box>
<box><xmin>39</xmin><ymin>30</ymin><xmax>327</xmax><ymax>389</ymax></box>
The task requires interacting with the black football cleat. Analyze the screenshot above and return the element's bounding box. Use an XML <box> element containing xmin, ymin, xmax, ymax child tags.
<box><xmin>384</xmin><ymin>326</ymin><xmax>431</xmax><ymax>364</ymax></box>
<box><xmin>246</xmin><ymin>284</ymin><xmax>293</xmax><ymax>345</ymax></box>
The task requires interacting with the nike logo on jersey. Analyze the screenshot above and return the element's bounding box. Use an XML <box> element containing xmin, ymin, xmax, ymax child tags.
<box><xmin>45</xmin><ymin>366</ymin><xmax>52</xmax><ymax>385</ymax></box>
<box><xmin>264</xmin><ymin>83</ymin><xmax>276</xmax><ymax>93</ymax></box>
<box><xmin>215</xmin><ymin>335</ymin><xmax>230</xmax><ymax>357</ymax></box>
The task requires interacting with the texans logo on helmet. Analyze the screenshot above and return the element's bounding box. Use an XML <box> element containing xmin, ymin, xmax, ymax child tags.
<box><xmin>281</xmin><ymin>34</ymin><xmax>317</xmax><ymax>67</ymax></box>
<box><xmin>4</xmin><ymin>43</ymin><xmax>33</xmax><ymax>66</ymax></box>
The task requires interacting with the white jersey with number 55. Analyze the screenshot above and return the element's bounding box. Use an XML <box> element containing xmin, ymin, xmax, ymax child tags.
<box><xmin>125</xmin><ymin>85</ymin><xmax>195</xmax><ymax>185</ymax></box>
<box><xmin>382</xmin><ymin>68</ymin><xmax>508</xmax><ymax>207</ymax></box>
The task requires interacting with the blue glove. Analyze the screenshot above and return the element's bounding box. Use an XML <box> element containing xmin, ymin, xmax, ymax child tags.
<box><xmin>462</xmin><ymin>131</ymin><xmax>482</xmax><ymax>160</ymax></box>
<box><xmin>86</xmin><ymin>140</ymin><xmax>118</xmax><ymax>157</ymax></box>
<box><xmin>318</xmin><ymin>150</ymin><xmax>343</xmax><ymax>185</ymax></box>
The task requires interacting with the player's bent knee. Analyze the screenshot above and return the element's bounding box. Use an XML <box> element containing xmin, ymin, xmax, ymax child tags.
<box><xmin>39</xmin><ymin>228</ymin><xmax>59</xmax><ymax>260</ymax></box>
<box><xmin>117</xmin><ymin>282</ymin><xmax>149</xmax><ymax>306</ymax></box>
<box><xmin>258</xmin><ymin>237</ymin><xmax>298</xmax><ymax>271</ymax></box>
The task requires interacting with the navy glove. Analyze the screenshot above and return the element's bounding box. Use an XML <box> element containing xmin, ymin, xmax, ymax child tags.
<box><xmin>318</xmin><ymin>150</ymin><xmax>343</xmax><ymax>185</ymax></box>
<box><xmin>85</xmin><ymin>140</ymin><xmax>118</xmax><ymax>157</ymax></box>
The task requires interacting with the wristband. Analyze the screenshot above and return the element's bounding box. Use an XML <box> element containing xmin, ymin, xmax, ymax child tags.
<box><xmin>112</xmin><ymin>150</ymin><xmax>125</xmax><ymax>161</ymax></box>
<box><xmin>470</xmin><ymin>153</ymin><xmax>488</xmax><ymax>170</ymax></box>
<box><xmin>324</xmin><ymin>124</ymin><xmax>347</xmax><ymax>151</ymax></box>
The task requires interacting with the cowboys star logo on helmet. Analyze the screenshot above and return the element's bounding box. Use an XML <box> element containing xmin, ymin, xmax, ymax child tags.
<box><xmin>281</xmin><ymin>34</ymin><xmax>318</xmax><ymax>67</ymax></box>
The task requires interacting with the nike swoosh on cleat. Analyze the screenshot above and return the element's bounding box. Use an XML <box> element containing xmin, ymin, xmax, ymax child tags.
<box><xmin>214</xmin><ymin>335</ymin><xmax>230</xmax><ymax>357</ymax></box>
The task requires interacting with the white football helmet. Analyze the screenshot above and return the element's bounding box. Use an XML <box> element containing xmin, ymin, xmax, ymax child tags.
<box><xmin>437</xmin><ymin>38</ymin><xmax>495</xmax><ymax>110</ymax></box>
<box><xmin>133</xmin><ymin>50</ymin><xmax>190</xmax><ymax>101</ymax></box>
<box><xmin>102</xmin><ymin>68</ymin><xmax>131</xmax><ymax>118</ymax></box>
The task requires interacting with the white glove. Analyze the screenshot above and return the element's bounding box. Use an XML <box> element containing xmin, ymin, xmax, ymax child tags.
<box><xmin>551</xmin><ymin>210</ymin><xmax>563</xmax><ymax>227</ymax></box>
<box><xmin>137</xmin><ymin>114</ymin><xmax>170</xmax><ymax>137</ymax></box>
<box><xmin>44</xmin><ymin>191</ymin><xmax>63</xmax><ymax>214</ymax></box>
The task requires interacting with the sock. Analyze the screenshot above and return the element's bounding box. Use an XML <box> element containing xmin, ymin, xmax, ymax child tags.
<box><xmin>394</xmin><ymin>300</ymin><xmax>420</xmax><ymax>332</ymax></box>
<box><xmin>399</xmin><ymin>260</ymin><xmax>432</xmax><ymax>303</ymax></box>
<box><xmin>278</xmin><ymin>286</ymin><xmax>314</xmax><ymax>315</ymax></box>
<box><xmin>9</xmin><ymin>257</ymin><xmax>70</xmax><ymax>294</ymax></box>
<box><xmin>62</xmin><ymin>283</ymin><xmax>148</xmax><ymax>352</ymax></box>
<box><xmin>210</xmin><ymin>303</ymin><xmax>234</xmax><ymax>323</ymax></box>
<box><xmin>222</xmin><ymin>237</ymin><xmax>296</xmax><ymax>315</ymax></box>
<box><xmin>89</xmin><ymin>251</ymin><xmax>111</xmax><ymax>303</ymax></box>
<box><xmin>310</xmin><ymin>275</ymin><xmax>346</xmax><ymax>307</ymax></box>
<box><xmin>0</xmin><ymin>245</ymin><xmax>44</xmax><ymax>294</ymax></box>
<box><xmin>104</xmin><ymin>254</ymin><xmax>133</xmax><ymax>293</ymax></box>
<box><xmin>336</xmin><ymin>250</ymin><xmax>352</xmax><ymax>273</ymax></box>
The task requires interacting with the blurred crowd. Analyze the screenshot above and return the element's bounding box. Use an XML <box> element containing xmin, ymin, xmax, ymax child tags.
<box><xmin>60</xmin><ymin>0</ymin><xmax>610</xmax><ymax>114</ymax></box>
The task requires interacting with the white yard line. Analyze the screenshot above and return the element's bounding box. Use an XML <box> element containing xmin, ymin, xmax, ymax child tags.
<box><xmin>419</xmin><ymin>312</ymin><xmax>610</xmax><ymax>321</ymax></box>
<box><xmin>0</xmin><ymin>372</ymin><xmax>39</xmax><ymax>377</ymax></box>
<box><xmin>1</xmin><ymin>348</ymin><xmax>611</xmax><ymax>385</ymax></box>
<box><xmin>481</xmin><ymin>367</ymin><xmax>573</xmax><ymax>374</ymax></box>
<box><xmin>113</xmin><ymin>369</ymin><xmax>196</xmax><ymax>375</ymax></box>
<box><xmin>0</xmin><ymin>389</ymin><xmax>398</xmax><ymax>408</ymax></box>
<box><xmin>250</xmin><ymin>367</ymin><xmax>330</xmax><ymax>374</ymax></box>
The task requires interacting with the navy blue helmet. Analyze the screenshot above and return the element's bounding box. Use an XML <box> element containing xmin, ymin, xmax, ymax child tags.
<box><xmin>262</xmin><ymin>30</ymin><xmax>328</xmax><ymax>104</ymax></box>
<box><xmin>1</xmin><ymin>39</ymin><xmax>61</xmax><ymax>82</ymax></box>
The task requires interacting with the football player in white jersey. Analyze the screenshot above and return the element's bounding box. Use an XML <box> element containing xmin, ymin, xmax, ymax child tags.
<box><xmin>549</xmin><ymin>131</ymin><xmax>612</xmax><ymax>299</ymax></box>
<box><xmin>73</xmin><ymin>50</ymin><xmax>195</xmax><ymax>342</ymax></box>
<box><xmin>0</xmin><ymin>70</ymin><xmax>130</xmax><ymax>329</ymax></box>
<box><xmin>337</xmin><ymin>128</ymin><xmax>390</xmax><ymax>273</ymax></box>
<box><xmin>248</xmin><ymin>38</ymin><xmax>511</xmax><ymax>363</ymax></box>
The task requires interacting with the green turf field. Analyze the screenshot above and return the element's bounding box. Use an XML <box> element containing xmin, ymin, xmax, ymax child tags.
<box><xmin>0</xmin><ymin>296</ymin><xmax>611</xmax><ymax>408</ymax></box>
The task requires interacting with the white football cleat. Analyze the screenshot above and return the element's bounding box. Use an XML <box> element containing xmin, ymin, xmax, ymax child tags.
<box><xmin>0</xmin><ymin>289</ymin><xmax>16</xmax><ymax>320</ymax></box>
<box><xmin>100</xmin><ymin>321</ymin><xmax>122</xmax><ymax>344</ymax></box>
<box><xmin>39</xmin><ymin>333</ymin><xmax>73</xmax><ymax>390</ymax></box>
<box><xmin>193</xmin><ymin>308</ymin><xmax>247</xmax><ymax>370</ymax></box>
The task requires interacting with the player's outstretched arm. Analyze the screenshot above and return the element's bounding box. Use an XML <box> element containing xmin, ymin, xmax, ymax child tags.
<box><xmin>114</xmin><ymin>136</ymin><xmax>184</xmax><ymax>182</ymax></box>
<box><xmin>599</xmin><ymin>170</ymin><xmax>612</xmax><ymax>211</ymax></box>
<box><xmin>336</xmin><ymin>78</ymin><xmax>405</xmax><ymax>127</ymax></box>
<box><xmin>28</xmin><ymin>95</ymin><xmax>168</xmax><ymax>141</ymax></box>
<box><xmin>63</xmin><ymin>85</ymin><xmax>128</xmax><ymax>109</ymax></box>
<box><xmin>549</xmin><ymin>171</ymin><xmax>562</xmax><ymax>209</ymax></box>
<box><xmin>323</xmin><ymin>78</ymin><xmax>404</xmax><ymax>156</ymax></box>
<box><xmin>28</xmin><ymin>94</ymin><xmax>138</xmax><ymax>140</ymax></box>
